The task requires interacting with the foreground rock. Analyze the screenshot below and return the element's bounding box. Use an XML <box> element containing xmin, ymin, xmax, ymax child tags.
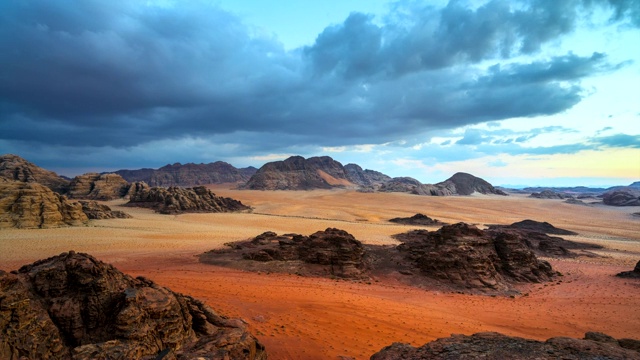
<box><xmin>603</xmin><ymin>189</ymin><xmax>640</xmax><ymax>206</ymax></box>
<box><xmin>0</xmin><ymin>179</ymin><xmax>88</xmax><ymax>229</ymax></box>
<box><xmin>0</xmin><ymin>154</ymin><xmax>70</xmax><ymax>193</ymax></box>
<box><xmin>126</xmin><ymin>184</ymin><xmax>250</xmax><ymax>214</ymax></box>
<box><xmin>616</xmin><ymin>260</ymin><xmax>640</xmax><ymax>279</ymax></box>
<box><xmin>371</xmin><ymin>332</ymin><xmax>640</xmax><ymax>359</ymax></box>
<box><xmin>203</xmin><ymin>228</ymin><xmax>368</xmax><ymax>279</ymax></box>
<box><xmin>0</xmin><ymin>251</ymin><xmax>266</xmax><ymax>359</ymax></box>
<box><xmin>79</xmin><ymin>200</ymin><xmax>132</xmax><ymax>219</ymax></box>
<box><xmin>393</xmin><ymin>223</ymin><xmax>555</xmax><ymax>292</ymax></box>
<box><xmin>487</xmin><ymin>219</ymin><xmax>577</xmax><ymax>235</ymax></box>
<box><xmin>389</xmin><ymin>213</ymin><xmax>446</xmax><ymax>226</ymax></box>
<box><xmin>67</xmin><ymin>173</ymin><xmax>129</xmax><ymax>200</ymax></box>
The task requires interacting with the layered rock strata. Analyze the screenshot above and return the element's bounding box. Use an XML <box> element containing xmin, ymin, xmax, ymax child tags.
<box><xmin>126</xmin><ymin>185</ymin><xmax>250</xmax><ymax>214</ymax></box>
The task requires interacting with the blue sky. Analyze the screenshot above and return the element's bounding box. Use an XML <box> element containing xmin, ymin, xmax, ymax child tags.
<box><xmin>0</xmin><ymin>0</ymin><xmax>638</xmax><ymax>186</ymax></box>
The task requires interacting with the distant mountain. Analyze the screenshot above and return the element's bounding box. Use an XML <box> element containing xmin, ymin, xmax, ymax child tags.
<box><xmin>436</xmin><ymin>172</ymin><xmax>507</xmax><ymax>196</ymax></box>
<box><xmin>344</xmin><ymin>163</ymin><xmax>391</xmax><ymax>187</ymax></box>
<box><xmin>243</xmin><ymin>156</ymin><xmax>356</xmax><ymax>190</ymax></box>
<box><xmin>115</xmin><ymin>162</ymin><xmax>257</xmax><ymax>187</ymax></box>
<box><xmin>0</xmin><ymin>154</ymin><xmax>70</xmax><ymax>193</ymax></box>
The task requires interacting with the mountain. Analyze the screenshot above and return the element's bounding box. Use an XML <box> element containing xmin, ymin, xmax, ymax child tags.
<box><xmin>243</xmin><ymin>156</ymin><xmax>356</xmax><ymax>190</ymax></box>
<box><xmin>115</xmin><ymin>161</ymin><xmax>257</xmax><ymax>186</ymax></box>
<box><xmin>0</xmin><ymin>154</ymin><xmax>70</xmax><ymax>193</ymax></box>
<box><xmin>435</xmin><ymin>172</ymin><xmax>508</xmax><ymax>196</ymax></box>
<box><xmin>343</xmin><ymin>163</ymin><xmax>391</xmax><ymax>187</ymax></box>
<box><xmin>67</xmin><ymin>173</ymin><xmax>130</xmax><ymax>200</ymax></box>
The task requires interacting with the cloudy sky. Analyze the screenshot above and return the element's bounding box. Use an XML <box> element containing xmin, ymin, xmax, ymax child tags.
<box><xmin>1</xmin><ymin>0</ymin><xmax>638</xmax><ymax>187</ymax></box>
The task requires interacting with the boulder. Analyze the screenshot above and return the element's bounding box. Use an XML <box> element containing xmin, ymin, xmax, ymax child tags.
<box><xmin>0</xmin><ymin>179</ymin><xmax>88</xmax><ymax>229</ymax></box>
<box><xmin>371</xmin><ymin>332</ymin><xmax>640</xmax><ymax>359</ymax></box>
<box><xmin>388</xmin><ymin>213</ymin><xmax>446</xmax><ymax>226</ymax></box>
<box><xmin>126</xmin><ymin>185</ymin><xmax>250</xmax><ymax>214</ymax></box>
<box><xmin>67</xmin><ymin>173</ymin><xmax>129</xmax><ymax>200</ymax></box>
<box><xmin>0</xmin><ymin>251</ymin><xmax>266</xmax><ymax>359</ymax></box>
<box><xmin>78</xmin><ymin>201</ymin><xmax>132</xmax><ymax>219</ymax></box>
<box><xmin>616</xmin><ymin>260</ymin><xmax>640</xmax><ymax>279</ymax></box>
<box><xmin>0</xmin><ymin>154</ymin><xmax>70</xmax><ymax>193</ymax></box>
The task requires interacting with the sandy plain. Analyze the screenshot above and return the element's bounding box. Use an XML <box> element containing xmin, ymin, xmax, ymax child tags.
<box><xmin>1</xmin><ymin>186</ymin><xmax>639</xmax><ymax>359</ymax></box>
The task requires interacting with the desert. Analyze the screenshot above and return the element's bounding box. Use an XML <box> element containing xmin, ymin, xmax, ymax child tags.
<box><xmin>2</xmin><ymin>185</ymin><xmax>639</xmax><ymax>359</ymax></box>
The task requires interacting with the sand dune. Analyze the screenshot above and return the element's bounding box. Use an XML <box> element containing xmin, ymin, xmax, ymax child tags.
<box><xmin>1</xmin><ymin>186</ymin><xmax>639</xmax><ymax>359</ymax></box>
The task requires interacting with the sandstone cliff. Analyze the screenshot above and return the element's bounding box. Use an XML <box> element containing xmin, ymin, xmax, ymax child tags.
<box><xmin>116</xmin><ymin>162</ymin><xmax>257</xmax><ymax>187</ymax></box>
<box><xmin>0</xmin><ymin>251</ymin><xmax>267</xmax><ymax>359</ymax></box>
<box><xmin>243</xmin><ymin>156</ymin><xmax>355</xmax><ymax>190</ymax></box>
<box><xmin>78</xmin><ymin>201</ymin><xmax>132</xmax><ymax>219</ymax></box>
<box><xmin>0</xmin><ymin>179</ymin><xmax>88</xmax><ymax>229</ymax></box>
<box><xmin>0</xmin><ymin>154</ymin><xmax>70</xmax><ymax>193</ymax></box>
<box><xmin>126</xmin><ymin>184</ymin><xmax>250</xmax><ymax>214</ymax></box>
<box><xmin>67</xmin><ymin>173</ymin><xmax>129</xmax><ymax>200</ymax></box>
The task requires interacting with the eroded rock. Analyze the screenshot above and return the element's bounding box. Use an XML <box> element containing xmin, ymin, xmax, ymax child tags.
<box><xmin>78</xmin><ymin>200</ymin><xmax>132</xmax><ymax>219</ymax></box>
<box><xmin>126</xmin><ymin>185</ymin><xmax>250</xmax><ymax>214</ymax></box>
<box><xmin>67</xmin><ymin>173</ymin><xmax>129</xmax><ymax>200</ymax></box>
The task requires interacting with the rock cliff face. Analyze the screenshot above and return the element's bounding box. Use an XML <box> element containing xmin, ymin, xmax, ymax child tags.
<box><xmin>603</xmin><ymin>189</ymin><xmax>640</xmax><ymax>206</ymax></box>
<box><xmin>0</xmin><ymin>251</ymin><xmax>267</xmax><ymax>360</ymax></box>
<box><xmin>0</xmin><ymin>179</ymin><xmax>88</xmax><ymax>229</ymax></box>
<box><xmin>371</xmin><ymin>332</ymin><xmax>640</xmax><ymax>360</ymax></box>
<box><xmin>394</xmin><ymin>223</ymin><xmax>555</xmax><ymax>291</ymax></box>
<box><xmin>116</xmin><ymin>162</ymin><xmax>257</xmax><ymax>187</ymax></box>
<box><xmin>78</xmin><ymin>201</ymin><xmax>132</xmax><ymax>220</ymax></box>
<box><xmin>343</xmin><ymin>163</ymin><xmax>391</xmax><ymax>187</ymax></box>
<box><xmin>204</xmin><ymin>228</ymin><xmax>368</xmax><ymax>279</ymax></box>
<box><xmin>244</xmin><ymin>156</ymin><xmax>354</xmax><ymax>190</ymax></box>
<box><xmin>67</xmin><ymin>173</ymin><xmax>129</xmax><ymax>200</ymax></box>
<box><xmin>0</xmin><ymin>154</ymin><xmax>70</xmax><ymax>193</ymax></box>
<box><xmin>126</xmin><ymin>185</ymin><xmax>250</xmax><ymax>214</ymax></box>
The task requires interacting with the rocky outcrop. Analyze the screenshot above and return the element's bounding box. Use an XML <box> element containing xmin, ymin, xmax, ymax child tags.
<box><xmin>529</xmin><ymin>190</ymin><xmax>573</xmax><ymax>199</ymax></box>
<box><xmin>603</xmin><ymin>189</ymin><xmax>640</xmax><ymax>206</ymax></box>
<box><xmin>371</xmin><ymin>332</ymin><xmax>640</xmax><ymax>360</ymax></box>
<box><xmin>616</xmin><ymin>260</ymin><xmax>640</xmax><ymax>279</ymax></box>
<box><xmin>0</xmin><ymin>154</ymin><xmax>70</xmax><ymax>193</ymax></box>
<box><xmin>205</xmin><ymin>228</ymin><xmax>368</xmax><ymax>279</ymax></box>
<box><xmin>377</xmin><ymin>177</ymin><xmax>445</xmax><ymax>195</ymax></box>
<box><xmin>0</xmin><ymin>179</ymin><xmax>88</xmax><ymax>229</ymax></box>
<box><xmin>78</xmin><ymin>201</ymin><xmax>132</xmax><ymax>220</ymax></box>
<box><xmin>393</xmin><ymin>223</ymin><xmax>555</xmax><ymax>291</ymax></box>
<box><xmin>243</xmin><ymin>156</ymin><xmax>354</xmax><ymax>190</ymax></box>
<box><xmin>0</xmin><ymin>251</ymin><xmax>266</xmax><ymax>360</ymax></box>
<box><xmin>343</xmin><ymin>163</ymin><xmax>391</xmax><ymax>187</ymax></box>
<box><xmin>487</xmin><ymin>219</ymin><xmax>577</xmax><ymax>235</ymax></box>
<box><xmin>389</xmin><ymin>214</ymin><xmax>446</xmax><ymax>226</ymax></box>
<box><xmin>435</xmin><ymin>172</ymin><xmax>508</xmax><ymax>196</ymax></box>
<box><xmin>126</xmin><ymin>185</ymin><xmax>250</xmax><ymax>214</ymax></box>
<box><xmin>117</xmin><ymin>162</ymin><xmax>257</xmax><ymax>187</ymax></box>
<box><xmin>67</xmin><ymin>173</ymin><xmax>129</xmax><ymax>200</ymax></box>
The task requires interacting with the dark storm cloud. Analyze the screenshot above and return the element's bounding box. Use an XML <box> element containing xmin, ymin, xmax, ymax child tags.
<box><xmin>0</xmin><ymin>0</ymin><xmax>635</xmax><ymax>161</ymax></box>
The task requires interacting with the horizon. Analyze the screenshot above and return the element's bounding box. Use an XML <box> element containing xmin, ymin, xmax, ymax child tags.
<box><xmin>1</xmin><ymin>1</ymin><xmax>638</xmax><ymax>186</ymax></box>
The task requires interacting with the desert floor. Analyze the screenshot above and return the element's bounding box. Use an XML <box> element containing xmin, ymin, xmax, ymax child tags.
<box><xmin>1</xmin><ymin>186</ymin><xmax>639</xmax><ymax>359</ymax></box>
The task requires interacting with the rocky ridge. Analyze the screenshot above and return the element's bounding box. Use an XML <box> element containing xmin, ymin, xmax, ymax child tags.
<box><xmin>388</xmin><ymin>213</ymin><xmax>446</xmax><ymax>226</ymax></box>
<box><xmin>435</xmin><ymin>172</ymin><xmax>508</xmax><ymax>196</ymax></box>
<box><xmin>530</xmin><ymin>190</ymin><xmax>573</xmax><ymax>199</ymax></box>
<box><xmin>343</xmin><ymin>163</ymin><xmax>391</xmax><ymax>187</ymax></box>
<box><xmin>0</xmin><ymin>179</ymin><xmax>88</xmax><ymax>229</ymax></box>
<box><xmin>126</xmin><ymin>184</ymin><xmax>250</xmax><ymax>214</ymax></box>
<box><xmin>0</xmin><ymin>154</ymin><xmax>70</xmax><ymax>193</ymax></box>
<box><xmin>243</xmin><ymin>156</ymin><xmax>354</xmax><ymax>190</ymax></box>
<box><xmin>67</xmin><ymin>173</ymin><xmax>129</xmax><ymax>200</ymax></box>
<box><xmin>603</xmin><ymin>188</ymin><xmax>640</xmax><ymax>206</ymax></box>
<box><xmin>487</xmin><ymin>219</ymin><xmax>578</xmax><ymax>235</ymax></box>
<box><xmin>371</xmin><ymin>331</ymin><xmax>640</xmax><ymax>359</ymax></box>
<box><xmin>0</xmin><ymin>251</ymin><xmax>266</xmax><ymax>359</ymax></box>
<box><xmin>116</xmin><ymin>162</ymin><xmax>257</xmax><ymax>187</ymax></box>
<box><xmin>78</xmin><ymin>201</ymin><xmax>132</xmax><ymax>220</ymax></box>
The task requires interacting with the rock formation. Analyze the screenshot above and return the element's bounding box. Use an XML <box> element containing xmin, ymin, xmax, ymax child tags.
<box><xmin>0</xmin><ymin>251</ymin><xmax>266</xmax><ymax>359</ymax></box>
<box><xmin>0</xmin><ymin>154</ymin><xmax>70</xmax><ymax>193</ymax></box>
<box><xmin>529</xmin><ymin>190</ymin><xmax>573</xmax><ymax>199</ymax></box>
<box><xmin>377</xmin><ymin>177</ymin><xmax>440</xmax><ymax>195</ymax></box>
<box><xmin>389</xmin><ymin>213</ymin><xmax>446</xmax><ymax>226</ymax></box>
<box><xmin>603</xmin><ymin>189</ymin><xmax>640</xmax><ymax>206</ymax></box>
<box><xmin>0</xmin><ymin>179</ymin><xmax>88</xmax><ymax>229</ymax></box>
<box><xmin>116</xmin><ymin>162</ymin><xmax>257</xmax><ymax>187</ymax></box>
<box><xmin>126</xmin><ymin>185</ymin><xmax>250</xmax><ymax>214</ymax></box>
<box><xmin>203</xmin><ymin>228</ymin><xmax>368</xmax><ymax>279</ymax></box>
<box><xmin>435</xmin><ymin>172</ymin><xmax>508</xmax><ymax>196</ymax></box>
<box><xmin>371</xmin><ymin>332</ymin><xmax>640</xmax><ymax>359</ymax></box>
<box><xmin>67</xmin><ymin>173</ymin><xmax>129</xmax><ymax>200</ymax></box>
<box><xmin>78</xmin><ymin>201</ymin><xmax>132</xmax><ymax>220</ymax></box>
<box><xmin>243</xmin><ymin>156</ymin><xmax>355</xmax><ymax>190</ymax></box>
<box><xmin>616</xmin><ymin>260</ymin><xmax>640</xmax><ymax>279</ymax></box>
<box><xmin>343</xmin><ymin>163</ymin><xmax>391</xmax><ymax>187</ymax></box>
<box><xmin>487</xmin><ymin>219</ymin><xmax>577</xmax><ymax>235</ymax></box>
<box><xmin>393</xmin><ymin>223</ymin><xmax>555</xmax><ymax>291</ymax></box>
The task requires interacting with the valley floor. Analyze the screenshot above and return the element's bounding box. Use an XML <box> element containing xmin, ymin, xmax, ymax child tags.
<box><xmin>1</xmin><ymin>186</ymin><xmax>639</xmax><ymax>359</ymax></box>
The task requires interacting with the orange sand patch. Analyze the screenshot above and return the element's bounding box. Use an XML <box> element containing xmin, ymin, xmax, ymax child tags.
<box><xmin>1</xmin><ymin>187</ymin><xmax>639</xmax><ymax>359</ymax></box>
